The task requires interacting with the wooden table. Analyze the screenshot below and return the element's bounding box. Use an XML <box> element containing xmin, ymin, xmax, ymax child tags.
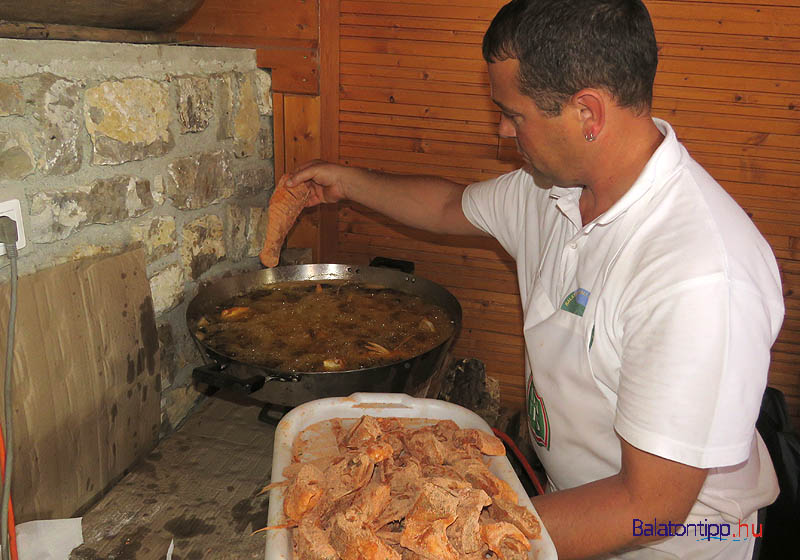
<box><xmin>71</xmin><ymin>395</ymin><xmax>276</xmax><ymax>559</ymax></box>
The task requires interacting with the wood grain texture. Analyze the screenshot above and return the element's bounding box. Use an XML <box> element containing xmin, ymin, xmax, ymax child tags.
<box><xmin>329</xmin><ymin>0</ymin><xmax>800</xmax><ymax>427</ymax></box>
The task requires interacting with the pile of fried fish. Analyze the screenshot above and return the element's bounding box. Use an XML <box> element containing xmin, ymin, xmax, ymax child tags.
<box><xmin>262</xmin><ymin>415</ymin><xmax>541</xmax><ymax>560</ymax></box>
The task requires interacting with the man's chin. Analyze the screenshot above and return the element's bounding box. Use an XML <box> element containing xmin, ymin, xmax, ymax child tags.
<box><xmin>524</xmin><ymin>165</ymin><xmax>554</xmax><ymax>188</ymax></box>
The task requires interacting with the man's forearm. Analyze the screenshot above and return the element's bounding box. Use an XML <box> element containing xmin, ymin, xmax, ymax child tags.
<box><xmin>533</xmin><ymin>475</ymin><xmax>647</xmax><ymax>559</ymax></box>
<box><xmin>342</xmin><ymin>168</ymin><xmax>481</xmax><ymax>236</ymax></box>
<box><xmin>532</xmin><ymin>440</ymin><xmax>708</xmax><ymax>559</ymax></box>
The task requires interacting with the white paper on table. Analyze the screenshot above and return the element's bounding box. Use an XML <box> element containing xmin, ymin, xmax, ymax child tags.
<box><xmin>16</xmin><ymin>518</ymin><xmax>83</xmax><ymax>560</ymax></box>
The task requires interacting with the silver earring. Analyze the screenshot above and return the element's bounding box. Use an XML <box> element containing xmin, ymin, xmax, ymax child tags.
<box><xmin>585</xmin><ymin>132</ymin><xmax>595</xmax><ymax>142</ymax></box>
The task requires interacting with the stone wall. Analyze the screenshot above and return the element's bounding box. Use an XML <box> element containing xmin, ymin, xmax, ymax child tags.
<box><xmin>0</xmin><ymin>39</ymin><xmax>274</xmax><ymax>434</ymax></box>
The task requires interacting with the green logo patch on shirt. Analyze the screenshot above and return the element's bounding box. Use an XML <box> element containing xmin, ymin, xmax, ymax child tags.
<box><xmin>560</xmin><ymin>288</ymin><xmax>591</xmax><ymax>317</ymax></box>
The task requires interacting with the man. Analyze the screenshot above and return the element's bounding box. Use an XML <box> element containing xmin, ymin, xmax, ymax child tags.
<box><xmin>286</xmin><ymin>0</ymin><xmax>784</xmax><ymax>557</ymax></box>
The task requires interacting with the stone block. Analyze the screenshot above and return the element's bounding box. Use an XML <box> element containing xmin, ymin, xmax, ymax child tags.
<box><xmin>166</xmin><ymin>150</ymin><xmax>234</xmax><ymax>210</ymax></box>
<box><xmin>226</xmin><ymin>204</ymin><xmax>248</xmax><ymax>262</ymax></box>
<box><xmin>181</xmin><ymin>214</ymin><xmax>225</xmax><ymax>279</ymax></box>
<box><xmin>234</xmin><ymin>166</ymin><xmax>272</xmax><ymax>198</ymax></box>
<box><xmin>0</xmin><ymin>81</ymin><xmax>24</xmax><ymax>116</ymax></box>
<box><xmin>253</xmin><ymin>70</ymin><xmax>273</xmax><ymax>116</ymax></box>
<box><xmin>246</xmin><ymin>207</ymin><xmax>267</xmax><ymax>258</ymax></box>
<box><xmin>217</xmin><ymin>72</ymin><xmax>260</xmax><ymax>158</ymax></box>
<box><xmin>33</xmin><ymin>75</ymin><xmax>82</xmax><ymax>175</ymax></box>
<box><xmin>175</xmin><ymin>75</ymin><xmax>214</xmax><ymax>133</ymax></box>
<box><xmin>258</xmin><ymin>123</ymin><xmax>274</xmax><ymax>161</ymax></box>
<box><xmin>130</xmin><ymin>216</ymin><xmax>178</xmax><ymax>263</ymax></box>
<box><xmin>85</xmin><ymin>78</ymin><xmax>172</xmax><ymax>165</ymax></box>
<box><xmin>30</xmin><ymin>175</ymin><xmax>154</xmax><ymax>243</ymax></box>
<box><xmin>149</xmin><ymin>263</ymin><xmax>185</xmax><ymax>315</ymax></box>
<box><xmin>0</xmin><ymin>129</ymin><xmax>34</xmax><ymax>180</ymax></box>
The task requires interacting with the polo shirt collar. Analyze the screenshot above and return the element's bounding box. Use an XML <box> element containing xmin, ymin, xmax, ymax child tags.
<box><xmin>549</xmin><ymin>118</ymin><xmax>682</xmax><ymax>229</ymax></box>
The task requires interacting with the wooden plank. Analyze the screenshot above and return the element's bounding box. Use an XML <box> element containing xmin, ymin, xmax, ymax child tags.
<box><xmin>340</xmin><ymin>156</ymin><xmax>503</xmax><ymax>183</ymax></box>
<box><xmin>341</xmin><ymin>72</ymin><xmax>491</xmax><ymax>96</ymax></box>
<box><xmin>340</xmin><ymin>13</ymin><xmax>491</xmax><ymax>33</ymax></box>
<box><xmin>341</xmin><ymin>111</ymin><xmax>499</xmax><ymax>135</ymax></box>
<box><xmin>257</xmin><ymin>48</ymin><xmax>319</xmax><ymax>95</ymax></box>
<box><xmin>652</xmin><ymin>96</ymin><xmax>800</xmax><ymax>122</ymax></box>
<box><xmin>340</xmin><ymin>144</ymin><xmax>523</xmax><ymax>174</ymax></box>
<box><xmin>340</xmin><ymin>132</ymin><xmax>500</xmax><ymax>159</ymax></box>
<box><xmin>340</xmin><ymin>99</ymin><xmax>498</xmax><ymax>124</ymax></box>
<box><xmin>273</xmin><ymin>92</ymin><xmax>285</xmax><ymax>180</ymax></box>
<box><xmin>657</xmin><ymin>56</ymin><xmax>800</xmax><ymax>82</ymax></box>
<box><xmin>0</xmin><ymin>20</ymin><xmax>177</xmax><ymax>43</ymax></box>
<box><xmin>656</xmin><ymin>71</ymin><xmax>800</xmax><ymax>97</ymax></box>
<box><xmin>178</xmin><ymin>0</ymin><xmax>318</xmax><ymax>41</ymax></box>
<box><xmin>340</xmin><ymin>84</ymin><xmax>496</xmax><ymax>111</ymax></box>
<box><xmin>284</xmin><ymin>94</ymin><xmax>322</xmax><ymax>257</ymax></box>
<box><xmin>341</xmin><ymin>1</ymin><xmax>498</xmax><ymax>21</ymax></box>
<box><xmin>340</xmin><ymin>36</ymin><xmax>483</xmax><ymax>61</ymax></box>
<box><xmin>334</xmin><ymin>0</ymin><xmax>800</xmax><ymax>417</ymax></box>
<box><xmin>342</xmin><ymin>63</ymin><xmax>489</xmax><ymax>86</ymax></box>
<box><xmin>340</xmin><ymin>24</ymin><xmax>484</xmax><ymax>44</ymax></box>
<box><xmin>654</xmin><ymin>110</ymin><xmax>800</xmax><ymax>137</ymax></box>
<box><xmin>646</xmin><ymin>1</ymin><xmax>800</xmax><ymax>38</ymax></box>
<box><xmin>319</xmin><ymin>0</ymin><xmax>341</xmax><ymax>262</ymax></box>
<box><xmin>340</xmin><ymin>51</ymin><xmax>488</xmax><ymax>73</ymax></box>
<box><xmin>657</xmin><ymin>42</ymin><xmax>800</xmax><ymax>65</ymax></box>
<box><xmin>340</xmin><ymin>122</ymin><xmax>499</xmax><ymax>147</ymax></box>
<box><xmin>655</xmin><ymin>29</ymin><xmax>800</xmax><ymax>52</ymax></box>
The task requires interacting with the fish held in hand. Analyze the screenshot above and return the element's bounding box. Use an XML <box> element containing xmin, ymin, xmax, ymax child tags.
<box><xmin>260</xmin><ymin>173</ymin><xmax>313</xmax><ymax>267</ymax></box>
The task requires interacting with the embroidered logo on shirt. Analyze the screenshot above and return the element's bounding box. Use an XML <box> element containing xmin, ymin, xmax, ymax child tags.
<box><xmin>527</xmin><ymin>376</ymin><xmax>550</xmax><ymax>450</ymax></box>
<box><xmin>560</xmin><ymin>288</ymin><xmax>591</xmax><ymax>317</ymax></box>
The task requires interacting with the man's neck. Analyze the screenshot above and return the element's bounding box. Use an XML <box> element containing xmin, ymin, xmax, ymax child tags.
<box><xmin>579</xmin><ymin>116</ymin><xmax>664</xmax><ymax>225</ymax></box>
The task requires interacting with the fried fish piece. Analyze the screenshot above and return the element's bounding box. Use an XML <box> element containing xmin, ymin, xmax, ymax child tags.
<box><xmin>453</xmin><ymin>428</ymin><xmax>506</xmax><ymax>456</ymax></box>
<box><xmin>324</xmin><ymin>451</ymin><xmax>375</xmax><ymax>501</ymax></box>
<box><xmin>330</xmin><ymin>512</ymin><xmax>401</xmax><ymax>560</ymax></box>
<box><xmin>284</xmin><ymin>463</ymin><xmax>325</xmax><ymax>522</ymax></box>
<box><xmin>489</xmin><ymin>496</ymin><xmax>542</xmax><ymax>540</ymax></box>
<box><xmin>400</xmin><ymin>482</ymin><xmax>460</xmax><ymax>560</ymax></box>
<box><xmin>260</xmin><ymin>173</ymin><xmax>312</xmax><ymax>267</ymax></box>
<box><xmin>405</xmin><ymin>427</ymin><xmax>448</xmax><ymax>465</ymax></box>
<box><xmin>452</xmin><ymin>457</ymin><xmax>518</xmax><ymax>504</ymax></box>
<box><xmin>446</xmin><ymin>487</ymin><xmax>492</xmax><ymax>554</ymax></box>
<box><xmin>481</xmin><ymin>521</ymin><xmax>531</xmax><ymax>560</ymax></box>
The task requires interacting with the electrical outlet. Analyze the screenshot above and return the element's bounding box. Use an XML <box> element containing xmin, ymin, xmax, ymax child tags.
<box><xmin>0</xmin><ymin>199</ymin><xmax>27</xmax><ymax>256</ymax></box>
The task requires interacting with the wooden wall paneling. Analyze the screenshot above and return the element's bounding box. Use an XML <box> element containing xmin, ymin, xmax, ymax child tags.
<box><xmin>283</xmin><ymin>94</ymin><xmax>323</xmax><ymax>257</ymax></box>
<box><xmin>332</xmin><ymin>0</ymin><xmax>800</xmax><ymax>425</ymax></box>
<box><xmin>272</xmin><ymin>92</ymin><xmax>285</xmax><ymax>180</ymax></box>
<box><xmin>179</xmin><ymin>0</ymin><xmax>318</xmax><ymax>42</ymax></box>
<box><xmin>318</xmin><ymin>0</ymin><xmax>341</xmax><ymax>262</ymax></box>
<box><xmin>256</xmin><ymin>48</ymin><xmax>319</xmax><ymax>95</ymax></box>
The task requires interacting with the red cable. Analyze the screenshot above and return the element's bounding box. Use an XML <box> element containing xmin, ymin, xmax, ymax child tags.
<box><xmin>0</xmin><ymin>429</ymin><xmax>17</xmax><ymax>560</ymax></box>
<box><xmin>493</xmin><ymin>427</ymin><xmax>546</xmax><ymax>497</ymax></box>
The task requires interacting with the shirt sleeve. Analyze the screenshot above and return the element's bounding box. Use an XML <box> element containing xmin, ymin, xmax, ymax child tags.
<box><xmin>614</xmin><ymin>274</ymin><xmax>779</xmax><ymax>469</ymax></box>
<box><xmin>461</xmin><ymin>169</ymin><xmax>534</xmax><ymax>260</ymax></box>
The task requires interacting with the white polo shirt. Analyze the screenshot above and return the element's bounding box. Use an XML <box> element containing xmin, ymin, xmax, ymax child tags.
<box><xmin>462</xmin><ymin>119</ymin><xmax>783</xmax><ymax>559</ymax></box>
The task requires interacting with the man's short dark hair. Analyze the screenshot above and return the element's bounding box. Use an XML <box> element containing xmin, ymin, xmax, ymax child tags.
<box><xmin>483</xmin><ymin>0</ymin><xmax>658</xmax><ymax>116</ymax></box>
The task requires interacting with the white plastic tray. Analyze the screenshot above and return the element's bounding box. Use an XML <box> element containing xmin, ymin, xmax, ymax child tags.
<box><xmin>265</xmin><ymin>392</ymin><xmax>557</xmax><ymax>560</ymax></box>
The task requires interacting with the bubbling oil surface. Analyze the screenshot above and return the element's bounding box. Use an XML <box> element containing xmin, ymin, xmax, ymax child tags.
<box><xmin>196</xmin><ymin>281</ymin><xmax>455</xmax><ymax>372</ymax></box>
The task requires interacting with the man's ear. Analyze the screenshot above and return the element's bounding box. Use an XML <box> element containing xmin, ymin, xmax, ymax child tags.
<box><xmin>574</xmin><ymin>89</ymin><xmax>605</xmax><ymax>142</ymax></box>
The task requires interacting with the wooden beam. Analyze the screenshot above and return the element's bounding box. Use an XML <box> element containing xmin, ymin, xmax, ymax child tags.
<box><xmin>319</xmin><ymin>0</ymin><xmax>341</xmax><ymax>262</ymax></box>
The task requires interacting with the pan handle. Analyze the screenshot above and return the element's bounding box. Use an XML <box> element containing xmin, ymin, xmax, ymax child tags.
<box><xmin>192</xmin><ymin>363</ymin><xmax>266</xmax><ymax>394</ymax></box>
<box><xmin>370</xmin><ymin>256</ymin><xmax>414</xmax><ymax>274</ymax></box>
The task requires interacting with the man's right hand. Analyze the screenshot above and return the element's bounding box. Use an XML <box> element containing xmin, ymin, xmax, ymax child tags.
<box><xmin>283</xmin><ymin>159</ymin><xmax>485</xmax><ymax>237</ymax></box>
<box><xmin>286</xmin><ymin>159</ymin><xmax>352</xmax><ymax>207</ymax></box>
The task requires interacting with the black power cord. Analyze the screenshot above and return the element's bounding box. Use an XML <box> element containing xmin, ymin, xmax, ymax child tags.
<box><xmin>0</xmin><ymin>216</ymin><xmax>18</xmax><ymax>560</ymax></box>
